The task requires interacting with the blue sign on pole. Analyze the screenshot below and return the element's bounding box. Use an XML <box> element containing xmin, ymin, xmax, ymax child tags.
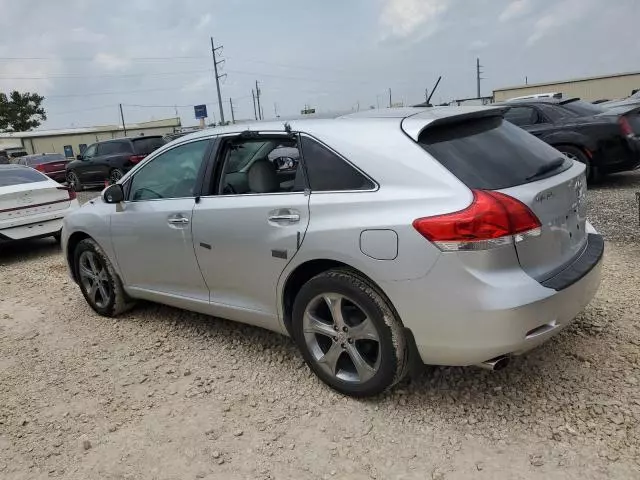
<box><xmin>194</xmin><ymin>104</ymin><xmax>208</xmax><ymax>119</ymax></box>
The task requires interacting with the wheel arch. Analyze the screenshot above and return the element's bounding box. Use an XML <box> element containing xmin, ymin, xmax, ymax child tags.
<box><xmin>280</xmin><ymin>258</ymin><xmax>397</xmax><ymax>335</ymax></box>
<box><xmin>65</xmin><ymin>231</ymin><xmax>92</xmax><ymax>282</ymax></box>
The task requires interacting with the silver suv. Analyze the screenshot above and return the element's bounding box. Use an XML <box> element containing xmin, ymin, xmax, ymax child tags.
<box><xmin>62</xmin><ymin>107</ymin><xmax>603</xmax><ymax>397</ymax></box>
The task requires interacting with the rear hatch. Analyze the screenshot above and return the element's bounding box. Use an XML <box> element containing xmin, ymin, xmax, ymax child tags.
<box><xmin>0</xmin><ymin>168</ymin><xmax>72</xmax><ymax>224</ymax></box>
<box><xmin>412</xmin><ymin>113</ymin><xmax>587</xmax><ymax>282</ymax></box>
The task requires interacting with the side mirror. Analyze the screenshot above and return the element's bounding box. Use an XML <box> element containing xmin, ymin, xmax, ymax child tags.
<box><xmin>103</xmin><ymin>184</ymin><xmax>124</xmax><ymax>204</ymax></box>
<box><xmin>76</xmin><ymin>155</ymin><xmax>83</xmax><ymax>161</ymax></box>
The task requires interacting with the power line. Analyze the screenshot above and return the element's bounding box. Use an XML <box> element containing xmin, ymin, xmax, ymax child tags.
<box><xmin>0</xmin><ymin>69</ymin><xmax>212</xmax><ymax>80</ymax></box>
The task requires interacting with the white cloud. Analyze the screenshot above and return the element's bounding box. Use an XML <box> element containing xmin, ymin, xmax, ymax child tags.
<box><xmin>69</xmin><ymin>27</ymin><xmax>105</xmax><ymax>44</ymax></box>
<box><xmin>181</xmin><ymin>76</ymin><xmax>210</xmax><ymax>93</ymax></box>
<box><xmin>92</xmin><ymin>53</ymin><xmax>131</xmax><ymax>71</ymax></box>
<box><xmin>380</xmin><ymin>0</ymin><xmax>451</xmax><ymax>39</ymax></box>
<box><xmin>527</xmin><ymin>0</ymin><xmax>595</xmax><ymax>46</ymax></box>
<box><xmin>499</xmin><ymin>0</ymin><xmax>531</xmax><ymax>23</ymax></box>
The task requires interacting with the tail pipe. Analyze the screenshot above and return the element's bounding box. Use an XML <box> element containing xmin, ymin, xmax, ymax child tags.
<box><xmin>476</xmin><ymin>355</ymin><xmax>510</xmax><ymax>371</ymax></box>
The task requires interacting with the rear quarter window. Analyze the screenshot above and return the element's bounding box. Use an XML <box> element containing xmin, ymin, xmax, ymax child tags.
<box><xmin>0</xmin><ymin>168</ymin><xmax>48</xmax><ymax>187</ymax></box>
<box><xmin>418</xmin><ymin>116</ymin><xmax>571</xmax><ymax>190</ymax></box>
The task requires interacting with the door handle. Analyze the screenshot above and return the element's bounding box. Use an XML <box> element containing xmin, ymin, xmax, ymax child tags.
<box><xmin>268</xmin><ymin>209</ymin><xmax>300</xmax><ymax>224</ymax></box>
<box><xmin>168</xmin><ymin>215</ymin><xmax>190</xmax><ymax>225</ymax></box>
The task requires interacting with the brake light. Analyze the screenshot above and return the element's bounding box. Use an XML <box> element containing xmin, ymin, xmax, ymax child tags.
<box><xmin>129</xmin><ymin>154</ymin><xmax>146</xmax><ymax>164</ymax></box>
<box><xmin>619</xmin><ymin>116</ymin><xmax>634</xmax><ymax>137</ymax></box>
<box><xmin>413</xmin><ymin>190</ymin><xmax>542</xmax><ymax>251</ymax></box>
<box><xmin>57</xmin><ymin>186</ymin><xmax>76</xmax><ymax>201</ymax></box>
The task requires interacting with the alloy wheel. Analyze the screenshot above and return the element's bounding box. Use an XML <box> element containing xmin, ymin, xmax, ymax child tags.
<box><xmin>302</xmin><ymin>293</ymin><xmax>381</xmax><ymax>384</ymax></box>
<box><xmin>67</xmin><ymin>172</ymin><xmax>79</xmax><ymax>190</ymax></box>
<box><xmin>110</xmin><ymin>169</ymin><xmax>123</xmax><ymax>183</ymax></box>
<box><xmin>78</xmin><ymin>251</ymin><xmax>112</xmax><ymax>309</ymax></box>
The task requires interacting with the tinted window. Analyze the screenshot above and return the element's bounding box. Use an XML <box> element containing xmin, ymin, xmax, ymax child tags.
<box><xmin>99</xmin><ymin>141</ymin><xmax>130</xmax><ymax>155</ymax></box>
<box><xmin>300</xmin><ymin>136</ymin><xmax>374</xmax><ymax>191</ymax></box>
<box><xmin>129</xmin><ymin>140</ymin><xmax>208</xmax><ymax>201</ymax></box>
<box><xmin>536</xmin><ymin>103</ymin><xmax>573</xmax><ymax>121</ymax></box>
<box><xmin>132</xmin><ymin>137</ymin><xmax>165</xmax><ymax>155</ymax></box>
<box><xmin>503</xmin><ymin>107</ymin><xmax>538</xmax><ymax>126</ymax></box>
<box><xmin>83</xmin><ymin>144</ymin><xmax>97</xmax><ymax>158</ymax></box>
<box><xmin>418</xmin><ymin>117</ymin><xmax>571</xmax><ymax>190</ymax></box>
<box><xmin>0</xmin><ymin>167</ymin><xmax>48</xmax><ymax>187</ymax></box>
<box><xmin>560</xmin><ymin>100</ymin><xmax>605</xmax><ymax>117</ymax></box>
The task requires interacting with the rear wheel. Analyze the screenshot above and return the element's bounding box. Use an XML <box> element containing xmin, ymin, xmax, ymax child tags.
<box><xmin>292</xmin><ymin>269</ymin><xmax>408</xmax><ymax>397</ymax></box>
<box><xmin>109</xmin><ymin>168</ymin><xmax>124</xmax><ymax>184</ymax></box>
<box><xmin>73</xmin><ymin>238</ymin><xmax>134</xmax><ymax>317</ymax></box>
<box><xmin>67</xmin><ymin>171</ymin><xmax>83</xmax><ymax>191</ymax></box>
<box><xmin>557</xmin><ymin>145</ymin><xmax>596</xmax><ymax>182</ymax></box>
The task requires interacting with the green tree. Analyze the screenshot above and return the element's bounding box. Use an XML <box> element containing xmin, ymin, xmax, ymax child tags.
<box><xmin>0</xmin><ymin>91</ymin><xmax>47</xmax><ymax>132</ymax></box>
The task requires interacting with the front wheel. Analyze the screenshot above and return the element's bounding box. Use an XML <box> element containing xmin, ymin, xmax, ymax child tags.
<box><xmin>292</xmin><ymin>269</ymin><xmax>408</xmax><ymax>397</ymax></box>
<box><xmin>109</xmin><ymin>168</ymin><xmax>124</xmax><ymax>184</ymax></box>
<box><xmin>66</xmin><ymin>171</ymin><xmax>83</xmax><ymax>191</ymax></box>
<box><xmin>73</xmin><ymin>238</ymin><xmax>134</xmax><ymax>317</ymax></box>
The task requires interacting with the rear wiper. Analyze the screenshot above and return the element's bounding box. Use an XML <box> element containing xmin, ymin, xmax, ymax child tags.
<box><xmin>526</xmin><ymin>157</ymin><xmax>566</xmax><ymax>181</ymax></box>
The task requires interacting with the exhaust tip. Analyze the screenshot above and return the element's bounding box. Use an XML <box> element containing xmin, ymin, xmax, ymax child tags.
<box><xmin>476</xmin><ymin>355</ymin><xmax>510</xmax><ymax>371</ymax></box>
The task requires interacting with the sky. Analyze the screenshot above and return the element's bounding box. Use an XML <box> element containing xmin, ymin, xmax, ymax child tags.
<box><xmin>0</xmin><ymin>0</ymin><xmax>638</xmax><ymax>130</ymax></box>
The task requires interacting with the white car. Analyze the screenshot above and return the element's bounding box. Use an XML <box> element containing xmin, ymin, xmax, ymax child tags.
<box><xmin>0</xmin><ymin>164</ymin><xmax>79</xmax><ymax>243</ymax></box>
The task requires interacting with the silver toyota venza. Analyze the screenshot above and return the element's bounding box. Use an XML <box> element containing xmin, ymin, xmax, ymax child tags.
<box><xmin>62</xmin><ymin>107</ymin><xmax>603</xmax><ymax>397</ymax></box>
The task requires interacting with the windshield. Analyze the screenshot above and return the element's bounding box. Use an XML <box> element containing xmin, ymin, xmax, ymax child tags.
<box><xmin>560</xmin><ymin>100</ymin><xmax>605</xmax><ymax>117</ymax></box>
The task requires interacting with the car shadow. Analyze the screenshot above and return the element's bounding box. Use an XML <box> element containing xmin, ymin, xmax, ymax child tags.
<box><xmin>120</xmin><ymin>300</ymin><xmax>585</xmax><ymax>409</ymax></box>
<box><xmin>590</xmin><ymin>170</ymin><xmax>640</xmax><ymax>190</ymax></box>
<box><xmin>0</xmin><ymin>237</ymin><xmax>61</xmax><ymax>266</ymax></box>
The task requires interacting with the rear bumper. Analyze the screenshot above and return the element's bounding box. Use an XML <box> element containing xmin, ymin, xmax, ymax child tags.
<box><xmin>0</xmin><ymin>200</ymin><xmax>79</xmax><ymax>241</ymax></box>
<box><xmin>380</xmin><ymin>232</ymin><xmax>604</xmax><ymax>366</ymax></box>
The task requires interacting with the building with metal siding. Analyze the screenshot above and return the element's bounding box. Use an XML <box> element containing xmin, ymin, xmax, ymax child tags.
<box><xmin>493</xmin><ymin>71</ymin><xmax>640</xmax><ymax>102</ymax></box>
<box><xmin>0</xmin><ymin>117</ymin><xmax>181</xmax><ymax>157</ymax></box>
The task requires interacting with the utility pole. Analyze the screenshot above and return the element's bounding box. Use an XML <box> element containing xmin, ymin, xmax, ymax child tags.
<box><xmin>274</xmin><ymin>102</ymin><xmax>279</xmax><ymax>118</ymax></box>
<box><xmin>525</xmin><ymin>76</ymin><xmax>528</xmax><ymax>85</ymax></box>
<box><xmin>251</xmin><ymin>90</ymin><xmax>258</xmax><ymax>120</ymax></box>
<box><xmin>476</xmin><ymin>58</ymin><xmax>483</xmax><ymax>98</ymax></box>
<box><xmin>255</xmin><ymin>80</ymin><xmax>262</xmax><ymax>120</ymax></box>
<box><xmin>119</xmin><ymin>103</ymin><xmax>127</xmax><ymax>136</ymax></box>
<box><xmin>229</xmin><ymin>98</ymin><xmax>235</xmax><ymax>123</ymax></box>
<box><xmin>388</xmin><ymin>88</ymin><xmax>392</xmax><ymax>108</ymax></box>
<box><xmin>211</xmin><ymin>37</ymin><xmax>226</xmax><ymax>125</ymax></box>
<box><xmin>425</xmin><ymin>88</ymin><xmax>429</xmax><ymax>103</ymax></box>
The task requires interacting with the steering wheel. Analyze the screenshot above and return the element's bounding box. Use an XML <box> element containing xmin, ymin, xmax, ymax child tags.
<box><xmin>134</xmin><ymin>187</ymin><xmax>163</xmax><ymax>200</ymax></box>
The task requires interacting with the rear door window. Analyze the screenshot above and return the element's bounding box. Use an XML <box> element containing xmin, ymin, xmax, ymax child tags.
<box><xmin>0</xmin><ymin>167</ymin><xmax>48</xmax><ymax>187</ymax></box>
<box><xmin>418</xmin><ymin>116</ymin><xmax>571</xmax><ymax>190</ymax></box>
<box><xmin>132</xmin><ymin>137</ymin><xmax>165</xmax><ymax>155</ymax></box>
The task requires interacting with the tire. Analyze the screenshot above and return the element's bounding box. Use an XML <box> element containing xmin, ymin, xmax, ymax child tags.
<box><xmin>557</xmin><ymin>145</ymin><xmax>597</xmax><ymax>182</ymax></box>
<box><xmin>67</xmin><ymin>170</ymin><xmax>83</xmax><ymax>192</ymax></box>
<box><xmin>292</xmin><ymin>269</ymin><xmax>408</xmax><ymax>397</ymax></box>
<box><xmin>109</xmin><ymin>168</ymin><xmax>124</xmax><ymax>184</ymax></box>
<box><xmin>73</xmin><ymin>238</ymin><xmax>134</xmax><ymax>317</ymax></box>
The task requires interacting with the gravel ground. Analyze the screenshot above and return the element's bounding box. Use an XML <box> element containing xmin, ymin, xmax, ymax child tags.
<box><xmin>1</xmin><ymin>175</ymin><xmax>639</xmax><ymax>479</ymax></box>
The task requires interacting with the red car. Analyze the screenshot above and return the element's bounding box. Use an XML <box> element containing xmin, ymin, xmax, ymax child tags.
<box><xmin>16</xmin><ymin>153</ymin><xmax>69</xmax><ymax>183</ymax></box>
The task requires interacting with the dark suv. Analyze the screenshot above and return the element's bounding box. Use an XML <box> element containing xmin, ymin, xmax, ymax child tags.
<box><xmin>65</xmin><ymin>136</ymin><xmax>165</xmax><ymax>190</ymax></box>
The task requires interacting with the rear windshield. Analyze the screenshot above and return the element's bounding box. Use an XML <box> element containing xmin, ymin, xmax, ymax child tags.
<box><xmin>0</xmin><ymin>167</ymin><xmax>48</xmax><ymax>187</ymax></box>
<box><xmin>560</xmin><ymin>100</ymin><xmax>605</xmax><ymax>117</ymax></box>
<box><xmin>418</xmin><ymin>116</ymin><xmax>571</xmax><ymax>190</ymax></box>
<box><xmin>132</xmin><ymin>137</ymin><xmax>165</xmax><ymax>155</ymax></box>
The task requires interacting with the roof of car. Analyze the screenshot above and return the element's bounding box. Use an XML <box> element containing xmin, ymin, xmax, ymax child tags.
<box><xmin>174</xmin><ymin>106</ymin><xmax>506</xmax><ymax>144</ymax></box>
<box><xmin>0</xmin><ymin>164</ymin><xmax>28</xmax><ymax>170</ymax></box>
<box><xmin>99</xmin><ymin>135</ymin><xmax>163</xmax><ymax>143</ymax></box>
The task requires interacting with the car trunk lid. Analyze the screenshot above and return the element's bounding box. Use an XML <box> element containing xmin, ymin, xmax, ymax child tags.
<box><xmin>0</xmin><ymin>181</ymin><xmax>72</xmax><ymax>223</ymax></box>
<box><xmin>498</xmin><ymin>163</ymin><xmax>587</xmax><ymax>281</ymax></box>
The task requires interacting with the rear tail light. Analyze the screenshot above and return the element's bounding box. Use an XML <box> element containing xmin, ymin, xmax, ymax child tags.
<box><xmin>129</xmin><ymin>154</ymin><xmax>146</xmax><ymax>164</ymax></box>
<box><xmin>57</xmin><ymin>186</ymin><xmax>76</xmax><ymax>201</ymax></box>
<box><xmin>34</xmin><ymin>164</ymin><xmax>45</xmax><ymax>172</ymax></box>
<box><xmin>413</xmin><ymin>190</ymin><xmax>542</xmax><ymax>251</ymax></box>
<box><xmin>619</xmin><ymin>116</ymin><xmax>634</xmax><ymax>137</ymax></box>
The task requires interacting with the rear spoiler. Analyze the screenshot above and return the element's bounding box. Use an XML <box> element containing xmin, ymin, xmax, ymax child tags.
<box><xmin>401</xmin><ymin>107</ymin><xmax>507</xmax><ymax>141</ymax></box>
